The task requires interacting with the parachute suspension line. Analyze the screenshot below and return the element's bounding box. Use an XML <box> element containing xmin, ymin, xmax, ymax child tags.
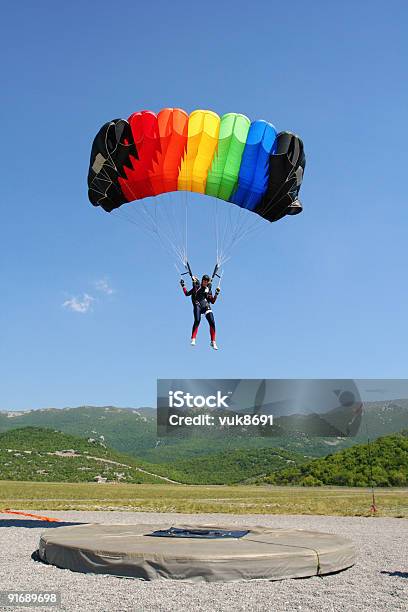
<box><xmin>212</xmin><ymin>196</ymin><xmax>236</xmax><ymax>268</ymax></box>
<box><xmin>111</xmin><ymin>206</ymin><xmax>187</xmax><ymax>273</ymax></box>
<box><xmin>91</xmin><ymin>142</ymin><xmax>188</xmax><ymax>268</ymax></box>
<box><xmin>105</xmin><ymin>144</ymin><xmax>262</xmax><ymax>270</ymax></box>
<box><xmin>218</xmin><ymin>199</ymin><xmax>224</xmax><ymax>267</ymax></box>
<box><xmin>113</xmin><ymin>152</ymin><xmax>186</xmax><ymax>266</ymax></box>
<box><xmin>218</xmin><ymin>197</ymin><xmax>270</xmax><ymax>266</ymax></box>
<box><xmin>211</xmin><ymin>262</ymin><xmax>222</xmax><ymax>289</ymax></box>
<box><xmin>157</xmin><ymin>192</ymin><xmax>185</xmax><ymax>263</ymax></box>
<box><xmin>229</xmin><ymin>202</ymin><xmax>254</xmax><ymax>250</ymax></box>
<box><xmin>168</xmin><ymin>157</ymin><xmax>190</xmax><ymax>269</ymax></box>
<box><xmin>168</xmin><ymin>191</ymin><xmax>183</xmax><ymax>251</ymax></box>
<box><xmin>227</xmin><ymin>201</ymin><xmax>246</xmax><ymax>259</ymax></box>
<box><xmin>102</xmin><ymin>162</ymin><xmax>166</xmax><ymax>245</ymax></box>
<box><xmin>111</xmin><ymin>192</ymin><xmax>186</xmax><ymax>268</ymax></box>
<box><xmin>141</xmin><ymin>199</ymin><xmax>164</xmax><ymax>239</ymax></box>
<box><xmin>112</xmin><ymin>205</ymin><xmax>157</xmax><ymax>240</ymax></box>
<box><xmin>221</xmin><ymin>195</ymin><xmax>260</xmax><ymax>266</ymax></box>
<box><xmin>213</xmin><ymin>197</ymin><xmax>223</xmax><ymax>267</ymax></box>
<box><xmin>220</xmin><ymin>220</ymin><xmax>265</xmax><ymax>267</ymax></box>
<box><xmin>213</xmin><ymin>197</ymin><xmax>221</xmax><ymax>268</ymax></box>
<box><xmin>216</xmin><ymin>199</ymin><xmax>233</xmax><ymax>267</ymax></box>
<box><xmin>139</xmin><ymin>198</ymin><xmax>183</xmax><ymax>264</ymax></box>
<box><xmin>217</xmin><ymin>268</ymin><xmax>223</xmax><ymax>289</ymax></box>
<box><xmin>184</xmin><ymin>154</ymin><xmax>192</xmax><ymax>266</ymax></box>
<box><xmin>216</xmin><ymin>199</ymin><xmax>220</xmax><ymax>266</ymax></box>
<box><xmin>113</xmin><ymin>205</ymin><xmax>184</xmax><ymax>267</ymax></box>
<box><xmin>232</xmin><ymin>211</ymin><xmax>263</xmax><ymax>250</ymax></box>
<box><xmin>175</xmin><ymin>187</ymin><xmax>188</xmax><ymax>267</ymax></box>
<box><xmin>139</xmin><ymin>190</ymin><xmax>188</xmax><ymax>268</ymax></box>
<box><xmin>174</xmin><ymin>261</ymin><xmax>185</xmax><ymax>276</ymax></box>
<box><xmin>184</xmin><ymin>194</ymin><xmax>188</xmax><ymax>266</ymax></box>
<box><xmin>156</xmin><ymin>159</ymin><xmax>195</xmax><ymax>271</ymax></box>
<box><xmin>214</xmin><ymin>200</ymin><xmax>240</xmax><ymax>267</ymax></box>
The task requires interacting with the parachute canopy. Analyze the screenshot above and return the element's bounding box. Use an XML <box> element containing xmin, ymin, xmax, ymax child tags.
<box><xmin>88</xmin><ymin>108</ymin><xmax>305</xmax><ymax>223</ymax></box>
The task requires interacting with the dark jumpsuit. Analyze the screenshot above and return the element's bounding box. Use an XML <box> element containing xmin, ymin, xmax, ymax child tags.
<box><xmin>183</xmin><ymin>280</ymin><xmax>217</xmax><ymax>341</ymax></box>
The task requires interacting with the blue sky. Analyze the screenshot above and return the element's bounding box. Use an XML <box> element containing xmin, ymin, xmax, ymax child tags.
<box><xmin>1</xmin><ymin>0</ymin><xmax>408</xmax><ymax>410</ymax></box>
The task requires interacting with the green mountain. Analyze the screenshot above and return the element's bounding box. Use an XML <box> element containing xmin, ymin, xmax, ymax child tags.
<box><xmin>0</xmin><ymin>406</ymin><xmax>156</xmax><ymax>456</ymax></box>
<box><xmin>1</xmin><ymin>427</ymin><xmax>407</xmax><ymax>487</ymax></box>
<box><xmin>146</xmin><ymin>447</ymin><xmax>307</xmax><ymax>485</ymax></box>
<box><xmin>0</xmin><ymin>427</ymin><xmax>169</xmax><ymax>484</ymax></box>
<box><xmin>1</xmin><ymin>401</ymin><xmax>407</xmax><ymax>465</ymax></box>
<box><xmin>0</xmin><ymin>427</ymin><xmax>307</xmax><ymax>485</ymax></box>
<box><xmin>262</xmin><ymin>431</ymin><xmax>408</xmax><ymax>487</ymax></box>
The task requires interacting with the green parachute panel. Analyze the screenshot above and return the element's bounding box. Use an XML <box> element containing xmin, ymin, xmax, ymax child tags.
<box><xmin>206</xmin><ymin>113</ymin><xmax>250</xmax><ymax>201</ymax></box>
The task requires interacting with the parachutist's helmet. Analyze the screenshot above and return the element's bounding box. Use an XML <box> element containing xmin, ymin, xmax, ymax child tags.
<box><xmin>202</xmin><ymin>275</ymin><xmax>210</xmax><ymax>283</ymax></box>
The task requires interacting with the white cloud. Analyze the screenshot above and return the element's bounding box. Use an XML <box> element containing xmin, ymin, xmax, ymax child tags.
<box><xmin>95</xmin><ymin>278</ymin><xmax>114</xmax><ymax>295</ymax></box>
<box><xmin>62</xmin><ymin>278</ymin><xmax>113</xmax><ymax>314</ymax></box>
<box><xmin>63</xmin><ymin>293</ymin><xmax>94</xmax><ymax>313</ymax></box>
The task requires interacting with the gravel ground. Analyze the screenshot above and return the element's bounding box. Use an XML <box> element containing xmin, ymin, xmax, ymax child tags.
<box><xmin>0</xmin><ymin>511</ymin><xmax>406</xmax><ymax>612</ymax></box>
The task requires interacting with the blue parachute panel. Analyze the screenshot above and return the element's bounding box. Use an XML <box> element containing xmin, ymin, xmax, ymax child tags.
<box><xmin>231</xmin><ymin>120</ymin><xmax>277</xmax><ymax>210</ymax></box>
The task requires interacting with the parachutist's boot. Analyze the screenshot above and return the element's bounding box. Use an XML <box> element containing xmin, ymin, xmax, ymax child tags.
<box><xmin>210</xmin><ymin>341</ymin><xmax>218</xmax><ymax>350</ymax></box>
<box><xmin>191</xmin><ymin>338</ymin><xmax>196</xmax><ymax>346</ymax></box>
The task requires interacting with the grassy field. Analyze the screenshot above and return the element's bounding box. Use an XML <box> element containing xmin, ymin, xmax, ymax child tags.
<box><xmin>1</xmin><ymin>481</ymin><xmax>407</xmax><ymax>517</ymax></box>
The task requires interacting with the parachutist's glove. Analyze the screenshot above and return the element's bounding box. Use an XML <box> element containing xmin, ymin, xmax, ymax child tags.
<box><xmin>180</xmin><ymin>279</ymin><xmax>185</xmax><ymax>287</ymax></box>
<box><xmin>215</xmin><ymin>287</ymin><xmax>221</xmax><ymax>295</ymax></box>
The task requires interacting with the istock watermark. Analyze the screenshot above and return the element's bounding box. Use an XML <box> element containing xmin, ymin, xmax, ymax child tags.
<box><xmin>157</xmin><ymin>379</ymin><xmax>363</xmax><ymax>438</ymax></box>
<box><xmin>168</xmin><ymin>390</ymin><xmax>231</xmax><ymax>409</ymax></box>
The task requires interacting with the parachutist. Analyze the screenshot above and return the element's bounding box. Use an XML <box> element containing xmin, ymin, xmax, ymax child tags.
<box><xmin>88</xmin><ymin>108</ymin><xmax>306</xmax><ymax>346</ymax></box>
<box><xmin>182</xmin><ymin>274</ymin><xmax>219</xmax><ymax>348</ymax></box>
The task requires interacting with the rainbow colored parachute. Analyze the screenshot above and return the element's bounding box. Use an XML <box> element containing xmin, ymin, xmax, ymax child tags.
<box><xmin>88</xmin><ymin>108</ymin><xmax>305</xmax><ymax>223</ymax></box>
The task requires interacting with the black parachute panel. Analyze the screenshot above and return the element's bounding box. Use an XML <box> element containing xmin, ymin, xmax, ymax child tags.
<box><xmin>87</xmin><ymin>119</ymin><xmax>137</xmax><ymax>212</ymax></box>
<box><xmin>255</xmin><ymin>132</ymin><xmax>306</xmax><ymax>223</ymax></box>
